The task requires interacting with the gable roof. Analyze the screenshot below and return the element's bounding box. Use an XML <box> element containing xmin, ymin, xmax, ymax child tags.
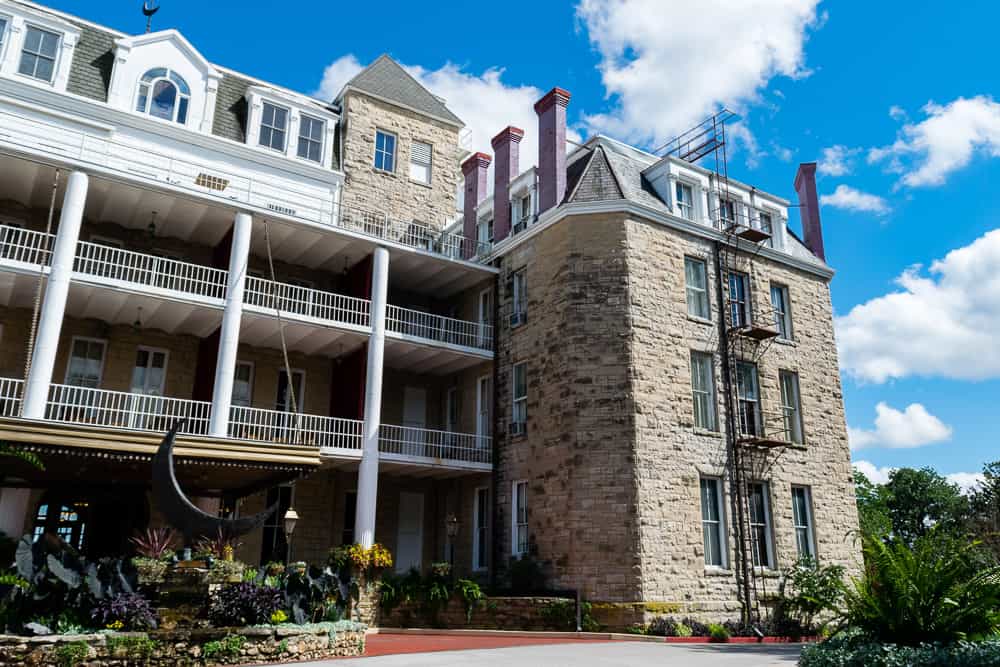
<box><xmin>338</xmin><ymin>54</ymin><xmax>463</xmax><ymax>128</ymax></box>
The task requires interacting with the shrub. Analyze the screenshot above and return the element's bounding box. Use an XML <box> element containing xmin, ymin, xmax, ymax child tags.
<box><xmin>455</xmin><ymin>578</ymin><xmax>484</xmax><ymax>623</ymax></box>
<box><xmin>675</xmin><ymin>622</ymin><xmax>693</xmax><ymax>638</ymax></box>
<box><xmin>270</xmin><ymin>609</ymin><xmax>288</xmax><ymax>624</ymax></box>
<box><xmin>202</xmin><ymin>634</ymin><xmax>245</xmax><ymax>661</ymax></box>
<box><xmin>194</xmin><ymin>528</ymin><xmax>242</xmax><ymax>560</ymax></box>
<box><xmin>53</xmin><ymin>640</ymin><xmax>88</xmax><ymax>667</ymax></box>
<box><xmin>708</xmin><ymin>622</ymin><xmax>730</xmax><ymax>642</ymax></box>
<box><xmin>646</xmin><ymin>616</ymin><xmax>677</xmax><ymax>636</ymax></box>
<box><xmin>208</xmin><ymin>582</ymin><xmax>283</xmax><ymax>627</ymax></box>
<box><xmin>90</xmin><ymin>592</ymin><xmax>157</xmax><ymax>630</ymax></box>
<box><xmin>129</xmin><ymin>527</ymin><xmax>176</xmax><ymax>560</ymax></box>
<box><xmin>773</xmin><ymin>556</ymin><xmax>844</xmax><ymax>635</ymax></box>
<box><xmin>539</xmin><ymin>599</ymin><xmax>599</xmax><ymax>632</ymax></box>
<box><xmin>800</xmin><ymin>631</ymin><xmax>1000</xmax><ymax>667</ymax></box>
<box><xmin>680</xmin><ymin>617</ymin><xmax>710</xmax><ymax>637</ymax></box>
<box><xmin>840</xmin><ymin>531</ymin><xmax>1000</xmax><ymax>645</ymax></box>
<box><xmin>106</xmin><ymin>634</ymin><xmax>158</xmax><ymax>661</ymax></box>
<box><xmin>508</xmin><ymin>555</ymin><xmax>546</xmax><ymax>594</ymax></box>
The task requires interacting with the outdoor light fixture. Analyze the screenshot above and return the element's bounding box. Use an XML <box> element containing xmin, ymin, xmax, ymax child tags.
<box><xmin>446</xmin><ymin>513</ymin><xmax>459</xmax><ymax>538</ymax></box>
<box><xmin>283</xmin><ymin>507</ymin><xmax>299</xmax><ymax>537</ymax></box>
<box><xmin>133</xmin><ymin>306</ymin><xmax>143</xmax><ymax>333</ymax></box>
<box><xmin>147</xmin><ymin>211</ymin><xmax>157</xmax><ymax>238</ymax></box>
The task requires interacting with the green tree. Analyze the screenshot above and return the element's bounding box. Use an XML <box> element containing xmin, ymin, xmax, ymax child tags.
<box><xmin>968</xmin><ymin>460</ymin><xmax>1000</xmax><ymax>560</ymax></box>
<box><xmin>853</xmin><ymin>470</ymin><xmax>891</xmax><ymax>538</ymax></box>
<box><xmin>884</xmin><ymin>467</ymin><xmax>969</xmax><ymax>544</ymax></box>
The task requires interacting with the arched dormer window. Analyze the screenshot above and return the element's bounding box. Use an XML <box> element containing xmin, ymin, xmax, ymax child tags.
<box><xmin>136</xmin><ymin>67</ymin><xmax>191</xmax><ymax>124</ymax></box>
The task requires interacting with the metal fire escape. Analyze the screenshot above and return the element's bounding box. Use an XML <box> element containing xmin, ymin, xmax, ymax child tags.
<box><xmin>660</xmin><ymin>111</ymin><xmax>795</xmax><ymax>627</ymax></box>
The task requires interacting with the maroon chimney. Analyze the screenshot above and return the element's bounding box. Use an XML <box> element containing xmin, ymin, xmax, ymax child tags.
<box><xmin>462</xmin><ymin>152</ymin><xmax>491</xmax><ymax>257</ymax></box>
<box><xmin>491</xmin><ymin>126</ymin><xmax>524</xmax><ymax>242</ymax></box>
<box><xmin>534</xmin><ymin>87</ymin><xmax>571</xmax><ymax>215</ymax></box>
<box><xmin>794</xmin><ymin>162</ymin><xmax>825</xmax><ymax>261</ymax></box>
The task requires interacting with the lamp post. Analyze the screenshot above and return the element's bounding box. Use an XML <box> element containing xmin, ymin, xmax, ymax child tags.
<box><xmin>446</xmin><ymin>513</ymin><xmax>459</xmax><ymax>566</ymax></box>
<box><xmin>283</xmin><ymin>507</ymin><xmax>299</xmax><ymax>564</ymax></box>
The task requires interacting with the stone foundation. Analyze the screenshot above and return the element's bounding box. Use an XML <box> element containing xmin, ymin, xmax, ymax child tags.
<box><xmin>0</xmin><ymin>622</ymin><xmax>366</xmax><ymax>666</ymax></box>
<box><xmin>382</xmin><ymin>596</ymin><xmax>577</xmax><ymax>631</ymax></box>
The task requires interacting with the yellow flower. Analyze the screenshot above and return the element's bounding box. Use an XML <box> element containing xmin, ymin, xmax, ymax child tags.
<box><xmin>369</xmin><ymin>543</ymin><xmax>393</xmax><ymax>569</ymax></box>
<box><xmin>106</xmin><ymin>620</ymin><xmax>124</xmax><ymax>630</ymax></box>
<box><xmin>270</xmin><ymin>610</ymin><xmax>288</xmax><ymax>624</ymax></box>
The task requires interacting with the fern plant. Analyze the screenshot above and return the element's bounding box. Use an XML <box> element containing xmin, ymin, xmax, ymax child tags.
<box><xmin>840</xmin><ymin>531</ymin><xmax>1000</xmax><ymax>645</ymax></box>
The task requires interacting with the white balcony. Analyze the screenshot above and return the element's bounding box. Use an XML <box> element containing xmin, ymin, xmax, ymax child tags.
<box><xmin>0</xmin><ymin>378</ymin><xmax>490</xmax><ymax>472</ymax></box>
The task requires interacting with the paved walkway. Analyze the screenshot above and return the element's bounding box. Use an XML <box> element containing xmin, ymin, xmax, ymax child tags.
<box><xmin>280</xmin><ymin>634</ymin><xmax>804</xmax><ymax>666</ymax></box>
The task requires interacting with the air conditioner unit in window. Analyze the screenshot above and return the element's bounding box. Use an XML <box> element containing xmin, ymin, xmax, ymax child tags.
<box><xmin>509</xmin><ymin>311</ymin><xmax>526</xmax><ymax>327</ymax></box>
<box><xmin>509</xmin><ymin>421</ymin><xmax>526</xmax><ymax>436</ymax></box>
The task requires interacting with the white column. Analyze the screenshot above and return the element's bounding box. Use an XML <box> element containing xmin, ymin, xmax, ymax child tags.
<box><xmin>355</xmin><ymin>246</ymin><xmax>389</xmax><ymax>548</ymax></box>
<box><xmin>0</xmin><ymin>487</ymin><xmax>31</xmax><ymax>537</ymax></box>
<box><xmin>208</xmin><ymin>211</ymin><xmax>252</xmax><ymax>437</ymax></box>
<box><xmin>22</xmin><ymin>171</ymin><xmax>88</xmax><ymax>419</ymax></box>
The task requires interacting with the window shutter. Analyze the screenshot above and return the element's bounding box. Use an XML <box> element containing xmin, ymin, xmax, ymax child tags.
<box><xmin>411</xmin><ymin>141</ymin><xmax>432</xmax><ymax>164</ymax></box>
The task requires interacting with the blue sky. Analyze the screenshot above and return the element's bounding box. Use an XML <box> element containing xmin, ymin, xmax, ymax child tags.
<box><xmin>45</xmin><ymin>1</ymin><xmax>1000</xmax><ymax>488</ymax></box>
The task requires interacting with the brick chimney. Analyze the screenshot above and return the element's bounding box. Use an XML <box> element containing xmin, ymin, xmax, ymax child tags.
<box><xmin>794</xmin><ymin>162</ymin><xmax>825</xmax><ymax>261</ymax></box>
<box><xmin>491</xmin><ymin>126</ymin><xmax>524</xmax><ymax>242</ymax></box>
<box><xmin>534</xmin><ymin>87</ymin><xmax>571</xmax><ymax>215</ymax></box>
<box><xmin>462</xmin><ymin>152</ymin><xmax>491</xmax><ymax>257</ymax></box>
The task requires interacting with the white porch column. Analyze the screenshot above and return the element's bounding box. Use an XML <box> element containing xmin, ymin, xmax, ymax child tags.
<box><xmin>22</xmin><ymin>171</ymin><xmax>88</xmax><ymax>419</ymax></box>
<box><xmin>355</xmin><ymin>246</ymin><xmax>389</xmax><ymax>548</ymax></box>
<box><xmin>208</xmin><ymin>211</ymin><xmax>252</xmax><ymax>437</ymax></box>
<box><xmin>0</xmin><ymin>487</ymin><xmax>31</xmax><ymax>537</ymax></box>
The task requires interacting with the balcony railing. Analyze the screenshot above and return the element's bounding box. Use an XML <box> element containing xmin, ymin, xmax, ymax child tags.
<box><xmin>0</xmin><ymin>377</ymin><xmax>23</xmax><ymax>417</ymax></box>
<box><xmin>379</xmin><ymin>423</ymin><xmax>492</xmax><ymax>464</ymax></box>
<box><xmin>244</xmin><ymin>276</ymin><xmax>371</xmax><ymax>328</ymax></box>
<box><xmin>0</xmin><ymin>225</ymin><xmax>53</xmax><ymax>266</ymax></box>
<box><xmin>386</xmin><ymin>305</ymin><xmax>493</xmax><ymax>351</ymax></box>
<box><xmin>336</xmin><ymin>203</ymin><xmax>489</xmax><ymax>260</ymax></box>
<box><xmin>228</xmin><ymin>405</ymin><xmax>364</xmax><ymax>450</ymax></box>
<box><xmin>45</xmin><ymin>384</ymin><xmax>211</xmax><ymax>436</ymax></box>
<box><xmin>74</xmin><ymin>241</ymin><xmax>228</xmax><ymax>300</ymax></box>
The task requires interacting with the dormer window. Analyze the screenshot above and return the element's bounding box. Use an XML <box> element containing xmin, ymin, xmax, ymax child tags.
<box><xmin>259</xmin><ymin>102</ymin><xmax>288</xmax><ymax>152</ymax></box>
<box><xmin>19</xmin><ymin>26</ymin><xmax>59</xmax><ymax>82</ymax></box>
<box><xmin>136</xmin><ymin>68</ymin><xmax>191</xmax><ymax>124</ymax></box>
<box><xmin>296</xmin><ymin>114</ymin><xmax>324</xmax><ymax>162</ymax></box>
<box><xmin>243</xmin><ymin>86</ymin><xmax>338</xmax><ymax>168</ymax></box>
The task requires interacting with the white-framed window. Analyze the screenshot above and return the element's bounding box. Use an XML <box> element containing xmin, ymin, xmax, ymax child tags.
<box><xmin>675</xmin><ymin>181</ymin><xmax>695</xmax><ymax>220</ymax></box>
<box><xmin>511</xmin><ymin>362</ymin><xmax>527</xmax><ymax>434</ymax></box>
<box><xmin>685</xmin><ymin>256</ymin><xmax>710</xmax><ymax>320</ymax></box>
<box><xmin>728</xmin><ymin>271</ymin><xmax>751</xmax><ymax>329</ymax></box>
<box><xmin>444</xmin><ymin>386</ymin><xmax>459</xmax><ymax>433</ymax></box>
<box><xmin>780</xmin><ymin>370</ymin><xmax>803</xmax><ymax>444</ymax></box>
<box><xmin>65</xmin><ymin>337</ymin><xmax>106</xmax><ymax>388</ymax></box>
<box><xmin>473</xmin><ymin>486</ymin><xmax>489</xmax><ymax>571</ymax></box>
<box><xmin>409</xmin><ymin>140</ymin><xmax>432</xmax><ymax>185</ymax></box>
<box><xmin>736</xmin><ymin>362</ymin><xmax>761</xmax><ymax>437</ymax></box>
<box><xmin>374</xmin><ymin>129</ymin><xmax>396</xmax><ymax>172</ymax></box>
<box><xmin>791</xmin><ymin>485</ymin><xmax>816</xmax><ymax>560</ymax></box>
<box><xmin>747</xmin><ymin>482</ymin><xmax>775</xmax><ymax>569</ymax></box>
<box><xmin>700</xmin><ymin>478</ymin><xmax>727</xmax><ymax>568</ymax></box>
<box><xmin>477</xmin><ymin>216</ymin><xmax>493</xmax><ymax>247</ymax></box>
<box><xmin>476</xmin><ymin>374</ymin><xmax>491</xmax><ymax>440</ymax></box>
<box><xmin>690</xmin><ymin>351</ymin><xmax>717</xmax><ymax>431</ymax></box>
<box><xmin>232</xmin><ymin>361</ymin><xmax>254</xmax><ymax>408</ymax></box>
<box><xmin>758</xmin><ymin>210</ymin><xmax>774</xmax><ymax>248</ymax></box>
<box><xmin>259</xmin><ymin>101</ymin><xmax>289</xmax><ymax>152</ymax></box>
<box><xmin>770</xmin><ymin>284</ymin><xmax>792</xmax><ymax>340</ymax></box>
<box><xmin>719</xmin><ymin>197</ymin><xmax>739</xmax><ymax>228</ymax></box>
<box><xmin>130</xmin><ymin>347</ymin><xmax>168</xmax><ymax>396</ymax></box>
<box><xmin>275</xmin><ymin>368</ymin><xmax>305</xmax><ymax>412</ymax></box>
<box><xmin>512</xmin><ymin>480</ymin><xmax>528</xmax><ymax>556</ymax></box>
<box><xmin>515</xmin><ymin>193</ymin><xmax>532</xmax><ymax>229</ymax></box>
<box><xmin>296</xmin><ymin>114</ymin><xmax>324</xmax><ymax>163</ymax></box>
<box><xmin>0</xmin><ymin>17</ymin><xmax>8</xmax><ymax>56</ymax></box>
<box><xmin>18</xmin><ymin>25</ymin><xmax>59</xmax><ymax>82</ymax></box>
<box><xmin>135</xmin><ymin>67</ymin><xmax>190</xmax><ymax>124</ymax></box>
<box><xmin>511</xmin><ymin>268</ymin><xmax>527</xmax><ymax>326</ymax></box>
<box><xmin>478</xmin><ymin>288</ymin><xmax>492</xmax><ymax>347</ymax></box>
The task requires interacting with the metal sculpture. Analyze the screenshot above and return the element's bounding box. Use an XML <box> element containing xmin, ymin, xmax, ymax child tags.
<box><xmin>152</xmin><ymin>420</ymin><xmax>277</xmax><ymax>541</ymax></box>
<box><xmin>142</xmin><ymin>1</ymin><xmax>160</xmax><ymax>33</ymax></box>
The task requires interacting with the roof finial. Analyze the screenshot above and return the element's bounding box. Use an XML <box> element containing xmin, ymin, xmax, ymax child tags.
<box><xmin>142</xmin><ymin>1</ymin><xmax>160</xmax><ymax>33</ymax></box>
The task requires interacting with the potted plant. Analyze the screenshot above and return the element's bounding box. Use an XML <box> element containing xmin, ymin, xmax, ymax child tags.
<box><xmin>130</xmin><ymin>527</ymin><xmax>177</xmax><ymax>585</ymax></box>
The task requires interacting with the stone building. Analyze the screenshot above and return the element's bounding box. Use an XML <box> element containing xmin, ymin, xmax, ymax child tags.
<box><xmin>0</xmin><ymin>0</ymin><xmax>857</xmax><ymax>623</ymax></box>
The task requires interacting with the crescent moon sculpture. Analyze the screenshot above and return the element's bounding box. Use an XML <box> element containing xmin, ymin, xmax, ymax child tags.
<box><xmin>152</xmin><ymin>420</ymin><xmax>278</xmax><ymax>541</ymax></box>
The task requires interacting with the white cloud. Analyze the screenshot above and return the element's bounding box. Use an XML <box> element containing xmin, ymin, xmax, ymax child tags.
<box><xmin>575</xmin><ymin>0</ymin><xmax>821</xmax><ymax>148</ymax></box>
<box><xmin>868</xmin><ymin>96</ymin><xmax>1000</xmax><ymax>187</ymax></box>
<box><xmin>836</xmin><ymin>229</ymin><xmax>1000</xmax><ymax>382</ymax></box>
<box><xmin>848</xmin><ymin>402</ymin><xmax>952</xmax><ymax>451</ymax></box>
<box><xmin>852</xmin><ymin>460</ymin><xmax>894</xmax><ymax>485</ymax></box>
<box><xmin>946</xmin><ymin>472</ymin><xmax>985</xmax><ymax>494</ymax></box>
<box><xmin>818</xmin><ymin>145</ymin><xmax>860</xmax><ymax>176</ymax></box>
<box><xmin>820</xmin><ymin>185</ymin><xmax>890</xmax><ymax>215</ymax></box>
<box><xmin>314</xmin><ymin>55</ymin><xmax>580</xmax><ymax>189</ymax></box>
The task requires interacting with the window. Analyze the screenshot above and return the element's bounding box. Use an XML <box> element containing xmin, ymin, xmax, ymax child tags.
<box><xmin>719</xmin><ymin>198</ymin><xmax>738</xmax><ymax>228</ymax></box>
<box><xmin>297</xmin><ymin>114</ymin><xmax>324</xmax><ymax>163</ymax></box>
<box><xmin>478</xmin><ymin>288</ymin><xmax>493</xmax><ymax>347</ymax></box>
<box><xmin>512</xmin><ymin>362</ymin><xmax>527</xmax><ymax>434</ymax></box>
<box><xmin>478</xmin><ymin>217</ymin><xmax>493</xmax><ymax>247</ymax></box>
<box><xmin>511</xmin><ymin>268</ymin><xmax>527</xmax><ymax>326</ymax></box>
<box><xmin>130</xmin><ymin>348</ymin><xmax>167</xmax><ymax>396</ymax></box>
<box><xmin>33</xmin><ymin>498</ymin><xmax>87</xmax><ymax>549</ymax></box>
<box><xmin>758</xmin><ymin>211</ymin><xmax>774</xmax><ymax>248</ymax></box>
<box><xmin>675</xmin><ymin>182</ymin><xmax>695</xmax><ymax>220</ymax></box>
<box><xmin>747</xmin><ymin>482</ymin><xmax>774</xmax><ymax>568</ymax></box>
<box><xmin>341</xmin><ymin>491</ymin><xmax>357</xmax><ymax>545</ymax></box>
<box><xmin>473</xmin><ymin>487</ymin><xmax>489</xmax><ymax>571</ymax></box>
<box><xmin>444</xmin><ymin>387</ymin><xmax>459</xmax><ymax>433</ymax></box>
<box><xmin>515</xmin><ymin>193</ymin><xmax>532</xmax><ymax>230</ymax></box>
<box><xmin>792</xmin><ymin>486</ymin><xmax>815</xmax><ymax>559</ymax></box>
<box><xmin>232</xmin><ymin>361</ymin><xmax>254</xmax><ymax>407</ymax></box>
<box><xmin>260</xmin><ymin>485</ymin><xmax>293</xmax><ymax>564</ymax></box>
<box><xmin>685</xmin><ymin>257</ymin><xmax>710</xmax><ymax>320</ymax></box>
<box><xmin>477</xmin><ymin>374</ymin><xmax>491</xmax><ymax>441</ymax></box>
<box><xmin>728</xmin><ymin>271</ymin><xmax>751</xmax><ymax>329</ymax></box>
<box><xmin>770</xmin><ymin>284</ymin><xmax>792</xmax><ymax>340</ymax></box>
<box><xmin>374</xmin><ymin>130</ymin><xmax>396</xmax><ymax>172</ymax></box>
<box><xmin>275</xmin><ymin>369</ymin><xmax>305</xmax><ymax>412</ymax></box>
<box><xmin>512</xmin><ymin>480</ymin><xmax>528</xmax><ymax>556</ymax></box>
<box><xmin>259</xmin><ymin>102</ymin><xmax>288</xmax><ymax>152</ymax></box>
<box><xmin>409</xmin><ymin>140</ymin><xmax>432</xmax><ymax>184</ymax></box>
<box><xmin>19</xmin><ymin>26</ymin><xmax>59</xmax><ymax>82</ymax></box>
<box><xmin>736</xmin><ymin>362</ymin><xmax>761</xmax><ymax>437</ymax></box>
<box><xmin>690</xmin><ymin>352</ymin><xmax>717</xmax><ymax>431</ymax></box>
<box><xmin>65</xmin><ymin>338</ymin><xmax>106</xmax><ymax>388</ymax></box>
<box><xmin>780</xmin><ymin>370</ymin><xmax>803</xmax><ymax>444</ymax></box>
<box><xmin>135</xmin><ymin>68</ymin><xmax>190</xmax><ymax>124</ymax></box>
<box><xmin>700</xmin><ymin>478</ymin><xmax>726</xmax><ymax>567</ymax></box>
<box><xmin>0</xmin><ymin>18</ymin><xmax>8</xmax><ymax>54</ymax></box>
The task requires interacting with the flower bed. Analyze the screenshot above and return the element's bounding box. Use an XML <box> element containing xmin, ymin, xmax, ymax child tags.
<box><xmin>800</xmin><ymin>632</ymin><xmax>1000</xmax><ymax>667</ymax></box>
<box><xmin>0</xmin><ymin>621</ymin><xmax>366</xmax><ymax>666</ymax></box>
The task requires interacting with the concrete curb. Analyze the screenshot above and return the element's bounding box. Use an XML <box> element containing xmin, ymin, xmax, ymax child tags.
<box><xmin>370</xmin><ymin>628</ymin><xmax>819</xmax><ymax>644</ymax></box>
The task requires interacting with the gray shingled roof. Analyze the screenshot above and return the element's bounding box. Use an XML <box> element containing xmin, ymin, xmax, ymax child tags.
<box><xmin>340</xmin><ymin>55</ymin><xmax>463</xmax><ymax>127</ymax></box>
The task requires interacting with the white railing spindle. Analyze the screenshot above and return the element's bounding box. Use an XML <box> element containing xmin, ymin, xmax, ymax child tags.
<box><xmin>228</xmin><ymin>405</ymin><xmax>363</xmax><ymax>450</ymax></box>
<box><xmin>45</xmin><ymin>384</ymin><xmax>211</xmax><ymax>435</ymax></box>
<box><xmin>378</xmin><ymin>423</ymin><xmax>492</xmax><ymax>464</ymax></box>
